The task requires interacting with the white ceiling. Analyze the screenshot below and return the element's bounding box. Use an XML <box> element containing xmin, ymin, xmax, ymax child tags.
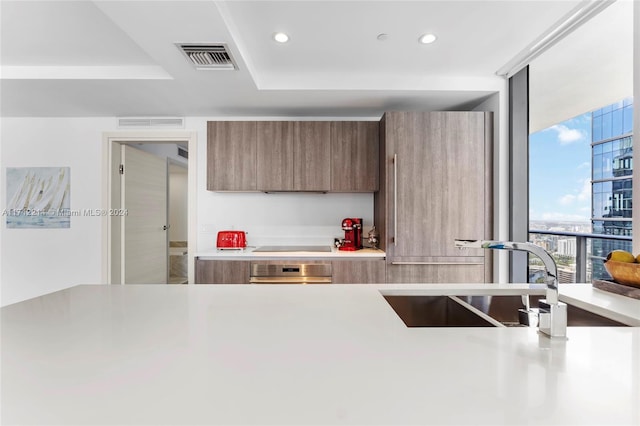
<box><xmin>1</xmin><ymin>0</ymin><xmax>629</xmax><ymax>122</ymax></box>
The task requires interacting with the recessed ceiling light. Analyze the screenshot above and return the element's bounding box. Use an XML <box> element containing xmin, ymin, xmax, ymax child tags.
<box><xmin>419</xmin><ymin>33</ymin><xmax>437</xmax><ymax>44</ymax></box>
<box><xmin>273</xmin><ymin>32</ymin><xmax>289</xmax><ymax>43</ymax></box>
<box><xmin>377</xmin><ymin>33</ymin><xmax>389</xmax><ymax>41</ymax></box>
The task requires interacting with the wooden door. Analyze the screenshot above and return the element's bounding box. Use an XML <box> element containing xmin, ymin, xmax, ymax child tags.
<box><xmin>122</xmin><ymin>145</ymin><xmax>168</xmax><ymax>283</ymax></box>
<box><xmin>293</xmin><ymin>122</ymin><xmax>331</xmax><ymax>191</ymax></box>
<box><xmin>207</xmin><ymin>121</ymin><xmax>257</xmax><ymax>191</ymax></box>
<box><xmin>257</xmin><ymin>121</ymin><xmax>294</xmax><ymax>191</ymax></box>
<box><xmin>331</xmin><ymin>121</ymin><xmax>379</xmax><ymax>192</ymax></box>
<box><xmin>390</xmin><ymin>112</ymin><xmax>486</xmax><ymax>258</ymax></box>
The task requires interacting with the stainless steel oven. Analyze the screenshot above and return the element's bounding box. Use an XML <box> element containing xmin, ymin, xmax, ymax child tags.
<box><xmin>249</xmin><ymin>263</ymin><xmax>332</xmax><ymax>284</ymax></box>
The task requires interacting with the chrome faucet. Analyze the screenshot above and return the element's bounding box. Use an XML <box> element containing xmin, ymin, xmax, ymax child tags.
<box><xmin>454</xmin><ymin>239</ymin><xmax>567</xmax><ymax>338</ymax></box>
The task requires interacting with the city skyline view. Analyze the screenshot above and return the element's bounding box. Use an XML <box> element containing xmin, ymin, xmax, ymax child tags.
<box><xmin>530</xmin><ymin>112</ymin><xmax>592</xmax><ymax>223</ymax></box>
<box><xmin>529</xmin><ymin>98</ymin><xmax>633</xmax><ymax>283</ymax></box>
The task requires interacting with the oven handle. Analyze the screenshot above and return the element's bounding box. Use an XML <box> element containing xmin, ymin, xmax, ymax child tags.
<box><xmin>249</xmin><ymin>277</ymin><xmax>332</xmax><ymax>284</ymax></box>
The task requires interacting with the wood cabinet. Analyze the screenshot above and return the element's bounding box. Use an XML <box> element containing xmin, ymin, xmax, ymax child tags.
<box><xmin>207</xmin><ymin>120</ymin><xmax>376</xmax><ymax>192</ymax></box>
<box><xmin>331</xmin><ymin>121</ymin><xmax>379</xmax><ymax>192</ymax></box>
<box><xmin>331</xmin><ymin>259</ymin><xmax>385</xmax><ymax>284</ymax></box>
<box><xmin>257</xmin><ymin>121</ymin><xmax>294</xmax><ymax>191</ymax></box>
<box><xmin>385</xmin><ymin>263</ymin><xmax>485</xmax><ymax>284</ymax></box>
<box><xmin>293</xmin><ymin>121</ymin><xmax>331</xmax><ymax>191</ymax></box>
<box><xmin>375</xmin><ymin>111</ymin><xmax>493</xmax><ymax>283</ymax></box>
<box><xmin>207</xmin><ymin>121</ymin><xmax>257</xmax><ymax>191</ymax></box>
<box><xmin>195</xmin><ymin>259</ymin><xmax>249</xmax><ymax>284</ymax></box>
<box><xmin>256</xmin><ymin>121</ymin><xmax>331</xmax><ymax>192</ymax></box>
<box><xmin>195</xmin><ymin>258</ymin><xmax>387</xmax><ymax>284</ymax></box>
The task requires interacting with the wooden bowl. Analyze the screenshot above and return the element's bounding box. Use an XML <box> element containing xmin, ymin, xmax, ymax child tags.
<box><xmin>603</xmin><ymin>260</ymin><xmax>640</xmax><ymax>288</ymax></box>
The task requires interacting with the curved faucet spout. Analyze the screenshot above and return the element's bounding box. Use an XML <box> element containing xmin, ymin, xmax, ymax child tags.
<box><xmin>454</xmin><ymin>239</ymin><xmax>567</xmax><ymax>338</ymax></box>
<box><xmin>454</xmin><ymin>239</ymin><xmax>558</xmax><ymax>303</ymax></box>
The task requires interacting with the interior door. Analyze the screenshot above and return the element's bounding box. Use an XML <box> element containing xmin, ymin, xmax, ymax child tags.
<box><xmin>122</xmin><ymin>145</ymin><xmax>168</xmax><ymax>283</ymax></box>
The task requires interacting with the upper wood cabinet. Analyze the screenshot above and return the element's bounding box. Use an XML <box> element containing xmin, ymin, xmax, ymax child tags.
<box><xmin>207</xmin><ymin>121</ymin><xmax>257</xmax><ymax>191</ymax></box>
<box><xmin>331</xmin><ymin>121</ymin><xmax>379</xmax><ymax>192</ymax></box>
<box><xmin>293</xmin><ymin>122</ymin><xmax>331</xmax><ymax>191</ymax></box>
<box><xmin>257</xmin><ymin>121</ymin><xmax>294</xmax><ymax>191</ymax></box>
<box><xmin>207</xmin><ymin>120</ymin><xmax>379</xmax><ymax>192</ymax></box>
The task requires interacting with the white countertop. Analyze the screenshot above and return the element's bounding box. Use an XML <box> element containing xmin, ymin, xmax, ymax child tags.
<box><xmin>2</xmin><ymin>283</ymin><xmax>639</xmax><ymax>425</ymax></box>
<box><xmin>196</xmin><ymin>246</ymin><xmax>386</xmax><ymax>259</ymax></box>
<box><xmin>558</xmin><ymin>283</ymin><xmax>640</xmax><ymax>326</ymax></box>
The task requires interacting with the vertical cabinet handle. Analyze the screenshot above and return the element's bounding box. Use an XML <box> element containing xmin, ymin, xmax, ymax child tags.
<box><xmin>393</xmin><ymin>153</ymin><xmax>398</xmax><ymax>246</ymax></box>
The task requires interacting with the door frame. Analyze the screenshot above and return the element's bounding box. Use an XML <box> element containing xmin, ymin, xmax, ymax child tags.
<box><xmin>102</xmin><ymin>131</ymin><xmax>197</xmax><ymax>284</ymax></box>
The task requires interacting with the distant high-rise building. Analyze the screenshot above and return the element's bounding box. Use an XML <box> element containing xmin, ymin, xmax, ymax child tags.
<box><xmin>557</xmin><ymin>238</ymin><xmax>577</xmax><ymax>257</ymax></box>
<box><xmin>591</xmin><ymin>98</ymin><xmax>634</xmax><ymax>279</ymax></box>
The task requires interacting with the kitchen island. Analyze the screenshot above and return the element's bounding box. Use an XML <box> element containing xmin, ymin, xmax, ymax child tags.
<box><xmin>2</xmin><ymin>283</ymin><xmax>639</xmax><ymax>425</ymax></box>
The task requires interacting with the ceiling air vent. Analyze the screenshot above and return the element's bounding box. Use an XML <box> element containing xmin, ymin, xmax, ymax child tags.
<box><xmin>178</xmin><ymin>43</ymin><xmax>237</xmax><ymax>70</ymax></box>
<box><xmin>117</xmin><ymin>117</ymin><xmax>185</xmax><ymax>129</ymax></box>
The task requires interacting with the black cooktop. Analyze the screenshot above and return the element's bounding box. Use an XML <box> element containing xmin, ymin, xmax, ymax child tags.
<box><xmin>253</xmin><ymin>245</ymin><xmax>332</xmax><ymax>253</ymax></box>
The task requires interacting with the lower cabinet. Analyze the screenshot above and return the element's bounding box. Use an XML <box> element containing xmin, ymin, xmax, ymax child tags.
<box><xmin>195</xmin><ymin>259</ymin><xmax>249</xmax><ymax>284</ymax></box>
<box><xmin>331</xmin><ymin>259</ymin><xmax>386</xmax><ymax>284</ymax></box>
<box><xmin>195</xmin><ymin>258</ymin><xmax>387</xmax><ymax>284</ymax></box>
<box><xmin>386</xmin><ymin>263</ymin><xmax>485</xmax><ymax>284</ymax></box>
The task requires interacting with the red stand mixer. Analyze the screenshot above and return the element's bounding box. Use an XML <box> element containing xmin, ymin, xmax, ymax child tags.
<box><xmin>338</xmin><ymin>218</ymin><xmax>363</xmax><ymax>251</ymax></box>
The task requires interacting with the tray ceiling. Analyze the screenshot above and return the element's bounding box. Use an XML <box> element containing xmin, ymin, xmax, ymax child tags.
<box><xmin>1</xmin><ymin>0</ymin><xmax>629</xmax><ymax>123</ymax></box>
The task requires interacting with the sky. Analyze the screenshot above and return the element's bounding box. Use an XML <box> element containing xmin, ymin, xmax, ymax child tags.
<box><xmin>529</xmin><ymin>112</ymin><xmax>592</xmax><ymax>223</ymax></box>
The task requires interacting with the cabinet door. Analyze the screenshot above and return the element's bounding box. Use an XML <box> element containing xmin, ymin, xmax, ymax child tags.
<box><xmin>331</xmin><ymin>121</ymin><xmax>379</xmax><ymax>192</ymax></box>
<box><xmin>332</xmin><ymin>259</ymin><xmax>386</xmax><ymax>284</ymax></box>
<box><xmin>257</xmin><ymin>121</ymin><xmax>294</xmax><ymax>191</ymax></box>
<box><xmin>386</xmin><ymin>263</ymin><xmax>485</xmax><ymax>284</ymax></box>
<box><xmin>207</xmin><ymin>121</ymin><xmax>257</xmax><ymax>191</ymax></box>
<box><xmin>390</xmin><ymin>112</ymin><xmax>487</xmax><ymax>258</ymax></box>
<box><xmin>195</xmin><ymin>259</ymin><xmax>249</xmax><ymax>284</ymax></box>
<box><xmin>293</xmin><ymin>122</ymin><xmax>331</xmax><ymax>191</ymax></box>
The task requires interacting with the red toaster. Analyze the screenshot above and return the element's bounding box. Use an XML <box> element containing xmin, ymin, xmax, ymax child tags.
<box><xmin>216</xmin><ymin>231</ymin><xmax>247</xmax><ymax>249</ymax></box>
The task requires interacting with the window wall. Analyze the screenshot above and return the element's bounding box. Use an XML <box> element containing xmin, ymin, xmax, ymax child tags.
<box><xmin>526</xmin><ymin>0</ymin><xmax>634</xmax><ymax>284</ymax></box>
<box><xmin>591</xmin><ymin>99</ymin><xmax>634</xmax><ymax>279</ymax></box>
<box><xmin>592</xmin><ymin>99</ymin><xmax>634</xmax><ymax>141</ymax></box>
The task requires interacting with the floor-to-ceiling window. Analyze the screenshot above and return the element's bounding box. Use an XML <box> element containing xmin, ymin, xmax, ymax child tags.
<box><xmin>529</xmin><ymin>99</ymin><xmax>634</xmax><ymax>283</ymax></box>
<box><xmin>591</xmin><ymin>99</ymin><xmax>634</xmax><ymax>279</ymax></box>
<box><xmin>526</xmin><ymin>1</ymin><xmax>633</xmax><ymax>283</ymax></box>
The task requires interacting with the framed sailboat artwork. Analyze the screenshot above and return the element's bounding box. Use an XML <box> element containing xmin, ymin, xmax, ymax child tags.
<box><xmin>5</xmin><ymin>167</ymin><xmax>71</xmax><ymax>229</ymax></box>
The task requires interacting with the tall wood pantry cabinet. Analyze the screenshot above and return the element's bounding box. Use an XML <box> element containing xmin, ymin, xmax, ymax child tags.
<box><xmin>374</xmin><ymin>111</ymin><xmax>493</xmax><ymax>283</ymax></box>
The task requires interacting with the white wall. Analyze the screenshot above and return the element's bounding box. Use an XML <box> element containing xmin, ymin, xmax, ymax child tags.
<box><xmin>1</xmin><ymin>118</ymin><xmax>116</xmax><ymax>306</ymax></box>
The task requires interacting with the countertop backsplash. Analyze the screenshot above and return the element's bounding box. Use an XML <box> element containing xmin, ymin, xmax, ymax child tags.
<box><xmin>197</xmin><ymin>191</ymin><xmax>374</xmax><ymax>251</ymax></box>
<box><xmin>197</xmin><ymin>224</ymin><xmax>375</xmax><ymax>251</ymax></box>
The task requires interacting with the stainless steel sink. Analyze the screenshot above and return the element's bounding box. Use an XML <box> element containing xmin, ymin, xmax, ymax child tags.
<box><xmin>382</xmin><ymin>295</ymin><xmax>501</xmax><ymax>327</ymax></box>
<box><xmin>384</xmin><ymin>294</ymin><xmax>628</xmax><ymax>328</ymax></box>
<box><xmin>457</xmin><ymin>295</ymin><xmax>629</xmax><ymax>327</ymax></box>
